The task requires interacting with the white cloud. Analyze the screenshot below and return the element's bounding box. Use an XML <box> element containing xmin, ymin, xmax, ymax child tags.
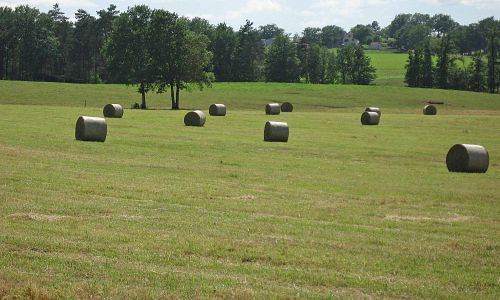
<box><xmin>226</xmin><ymin>0</ymin><xmax>283</xmax><ymax>20</ymax></box>
<box><xmin>419</xmin><ymin>0</ymin><xmax>500</xmax><ymax>8</ymax></box>
<box><xmin>316</xmin><ymin>0</ymin><xmax>390</xmax><ymax>17</ymax></box>
<box><xmin>0</xmin><ymin>0</ymin><xmax>98</xmax><ymax>7</ymax></box>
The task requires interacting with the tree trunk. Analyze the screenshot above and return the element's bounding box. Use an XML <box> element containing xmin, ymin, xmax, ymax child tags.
<box><xmin>140</xmin><ymin>82</ymin><xmax>147</xmax><ymax>109</ymax></box>
<box><xmin>170</xmin><ymin>81</ymin><xmax>176</xmax><ymax>110</ymax></box>
<box><xmin>175</xmin><ymin>80</ymin><xmax>180</xmax><ymax>110</ymax></box>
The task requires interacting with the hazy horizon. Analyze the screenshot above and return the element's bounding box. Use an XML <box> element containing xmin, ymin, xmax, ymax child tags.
<box><xmin>1</xmin><ymin>0</ymin><xmax>499</xmax><ymax>34</ymax></box>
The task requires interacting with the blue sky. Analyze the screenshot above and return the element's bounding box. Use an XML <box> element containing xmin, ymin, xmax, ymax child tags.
<box><xmin>1</xmin><ymin>0</ymin><xmax>499</xmax><ymax>33</ymax></box>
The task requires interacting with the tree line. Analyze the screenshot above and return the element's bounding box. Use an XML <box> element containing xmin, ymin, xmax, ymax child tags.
<box><xmin>404</xmin><ymin>26</ymin><xmax>499</xmax><ymax>93</ymax></box>
<box><xmin>1</xmin><ymin>4</ymin><xmax>498</xmax><ymax>105</ymax></box>
<box><xmin>0</xmin><ymin>4</ymin><xmax>377</xmax><ymax>108</ymax></box>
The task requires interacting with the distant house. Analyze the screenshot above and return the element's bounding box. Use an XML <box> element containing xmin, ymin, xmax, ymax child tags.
<box><xmin>341</xmin><ymin>32</ymin><xmax>359</xmax><ymax>47</ymax></box>
<box><xmin>369</xmin><ymin>42</ymin><xmax>382</xmax><ymax>50</ymax></box>
<box><xmin>262</xmin><ymin>38</ymin><xmax>275</xmax><ymax>47</ymax></box>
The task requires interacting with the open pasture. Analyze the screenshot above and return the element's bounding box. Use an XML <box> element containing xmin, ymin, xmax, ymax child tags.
<box><xmin>0</xmin><ymin>81</ymin><xmax>499</xmax><ymax>298</ymax></box>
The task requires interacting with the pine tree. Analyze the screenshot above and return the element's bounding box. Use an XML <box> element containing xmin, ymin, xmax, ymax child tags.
<box><xmin>352</xmin><ymin>45</ymin><xmax>376</xmax><ymax>85</ymax></box>
<box><xmin>404</xmin><ymin>50</ymin><xmax>418</xmax><ymax>87</ymax></box>
<box><xmin>233</xmin><ymin>20</ymin><xmax>264</xmax><ymax>82</ymax></box>
<box><xmin>212</xmin><ymin>23</ymin><xmax>236</xmax><ymax>82</ymax></box>
<box><xmin>436</xmin><ymin>36</ymin><xmax>451</xmax><ymax>89</ymax></box>
<box><xmin>422</xmin><ymin>42</ymin><xmax>434</xmax><ymax>88</ymax></box>
<box><xmin>487</xmin><ymin>32</ymin><xmax>498</xmax><ymax>93</ymax></box>
<box><xmin>469</xmin><ymin>53</ymin><xmax>485</xmax><ymax>92</ymax></box>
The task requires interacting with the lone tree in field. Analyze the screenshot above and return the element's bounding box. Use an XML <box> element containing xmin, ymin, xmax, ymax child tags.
<box><xmin>149</xmin><ymin>11</ymin><xmax>212</xmax><ymax>109</ymax></box>
<box><xmin>171</xmin><ymin>29</ymin><xmax>213</xmax><ymax>109</ymax></box>
<box><xmin>148</xmin><ymin>9</ymin><xmax>178</xmax><ymax>109</ymax></box>
<box><xmin>104</xmin><ymin>5</ymin><xmax>153</xmax><ymax>109</ymax></box>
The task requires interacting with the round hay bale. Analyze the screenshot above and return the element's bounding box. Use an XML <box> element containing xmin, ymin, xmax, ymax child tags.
<box><xmin>103</xmin><ymin>104</ymin><xmax>124</xmax><ymax>118</ymax></box>
<box><xmin>265</xmin><ymin>103</ymin><xmax>281</xmax><ymax>115</ymax></box>
<box><xmin>184</xmin><ymin>110</ymin><xmax>206</xmax><ymax>127</ymax></box>
<box><xmin>365</xmin><ymin>107</ymin><xmax>381</xmax><ymax>116</ymax></box>
<box><xmin>75</xmin><ymin>116</ymin><xmax>107</xmax><ymax>142</ymax></box>
<box><xmin>281</xmin><ymin>102</ymin><xmax>293</xmax><ymax>112</ymax></box>
<box><xmin>264</xmin><ymin>121</ymin><xmax>289</xmax><ymax>142</ymax></box>
<box><xmin>423</xmin><ymin>104</ymin><xmax>437</xmax><ymax>115</ymax></box>
<box><xmin>361</xmin><ymin>111</ymin><xmax>380</xmax><ymax>125</ymax></box>
<box><xmin>209</xmin><ymin>104</ymin><xmax>226</xmax><ymax>116</ymax></box>
<box><xmin>446</xmin><ymin>144</ymin><xmax>489</xmax><ymax>173</ymax></box>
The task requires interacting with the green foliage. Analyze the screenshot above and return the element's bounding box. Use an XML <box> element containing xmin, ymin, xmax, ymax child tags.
<box><xmin>352</xmin><ymin>46</ymin><xmax>377</xmax><ymax>84</ymax></box>
<box><xmin>258</xmin><ymin>24</ymin><xmax>284</xmax><ymax>40</ymax></box>
<box><xmin>431</xmin><ymin>14</ymin><xmax>458</xmax><ymax>37</ymax></box>
<box><xmin>350</xmin><ymin>24</ymin><xmax>374</xmax><ymax>44</ymax></box>
<box><xmin>233</xmin><ymin>20</ymin><xmax>264</xmax><ymax>82</ymax></box>
<box><xmin>320</xmin><ymin>25</ymin><xmax>345</xmax><ymax>48</ymax></box>
<box><xmin>338</xmin><ymin>46</ymin><xmax>376</xmax><ymax>85</ymax></box>
<box><xmin>212</xmin><ymin>23</ymin><xmax>236</xmax><ymax>82</ymax></box>
<box><xmin>487</xmin><ymin>31</ymin><xmax>499</xmax><ymax>93</ymax></box>
<box><xmin>264</xmin><ymin>34</ymin><xmax>300</xmax><ymax>82</ymax></box>
<box><xmin>405</xmin><ymin>51</ymin><xmax>417</xmax><ymax>87</ymax></box>
<box><xmin>422</xmin><ymin>43</ymin><xmax>434</xmax><ymax>88</ymax></box>
<box><xmin>398</xmin><ymin>24</ymin><xmax>431</xmax><ymax>49</ymax></box>
<box><xmin>469</xmin><ymin>53</ymin><xmax>486</xmax><ymax>92</ymax></box>
<box><xmin>301</xmin><ymin>27</ymin><xmax>322</xmax><ymax>45</ymax></box>
<box><xmin>1</xmin><ymin>3</ymin><xmax>496</xmax><ymax>93</ymax></box>
<box><xmin>337</xmin><ymin>46</ymin><xmax>354</xmax><ymax>84</ymax></box>
<box><xmin>436</xmin><ymin>36</ymin><xmax>452</xmax><ymax>89</ymax></box>
<box><xmin>103</xmin><ymin>5</ymin><xmax>152</xmax><ymax>108</ymax></box>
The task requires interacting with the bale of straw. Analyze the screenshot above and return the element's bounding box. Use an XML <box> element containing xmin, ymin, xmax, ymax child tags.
<box><xmin>265</xmin><ymin>103</ymin><xmax>281</xmax><ymax>115</ymax></box>
<box><xmin>281</xmin><ymin>102</ymin><xmax>293</xmax><ymax>112</ymax></box>
<box><xmin>365</xmin><ymin>107</ymin><xmax>381</xmax><ymax>116</ymax></box>
<box><xmin>209</xmin><ymin>104</ymin><xmax>226</xmax><ymax>116</ymax></box>
<box><xmin>446</xmin><ymin>144</ymin><xmax>489</xmax><ymax>173</ymax></box>
<box><xmin>361</xmin><ymin>111</ymin><xmax>380</xmax><ymax>125</ymax></box>
<box><xmin>75</xmin><ymin>116</ymin><xmax>107</xmax><ymax>142</ymax></box>
<box><xmin>103</xmin><ymin>104</ymin><xmax>124</xmax><ymax>118</ymax></box>
<box><xmin>184</xmin><ymin>110</ymin><xmax>206</xmax><ymax>127</ymax></box>
<box><xmin>423</xmin><ymin>104</ymin><xmax>437</xmax><ymax>115</ymax></box>
<box><xmin>264</xmin><ymin>121</ymin><xmax>289</xmax><ymax>142</ymax></box>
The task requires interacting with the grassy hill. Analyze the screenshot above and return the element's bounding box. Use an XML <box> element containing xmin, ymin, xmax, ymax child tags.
<box><xmin>365</xmin><ymin>50</ymin><xmax>474</xmax><ymax>86</ymax></box>
<box><xmin>366</xmin><ymin>50</ymin><xmax>408</xmax><ymax>86</ymax></box>
<box><xmin>0</xmin><ymin>80</ymin><xmax>498</xmax><ymax>112</ymax></box>
<box><xmin>0</xmin><ymin>81</ymin><xmax>499</xmax><ymax>298</ymax></box>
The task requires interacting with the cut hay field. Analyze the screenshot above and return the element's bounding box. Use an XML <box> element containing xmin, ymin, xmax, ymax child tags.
<box><xmin>366</xmin><ymin>50</ymin><xmax>408</xmax><ymax>86</ymax></box>
<box><xmin>0</xmin><ymin>81</ymin><xmax>499</xmax><ymax>298</ymax></box>
<box><xmin>365</xmin><ymin>50</ymin><xmax>473</xmax><ymax>86</ymax></box>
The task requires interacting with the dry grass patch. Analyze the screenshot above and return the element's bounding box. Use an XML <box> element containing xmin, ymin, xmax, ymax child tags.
<box><xmin>7</xmin><ymin>213</ymin><xmax>67</xmax><ymax>222</ymax></box>
<box><xmin>385</xmin><ymin>213</ymin><xmax>472</xmax><ymax>223</ymax></box>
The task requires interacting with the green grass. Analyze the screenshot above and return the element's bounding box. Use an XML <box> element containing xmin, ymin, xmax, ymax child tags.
<box><xmin>365</xmin><ymin>50</ymin><xmax>474</xmax><ymax>86</ymax></box>
<box><xmin>1</xmin><ymin>80</ymin><xmax>499</xmax><ymax>113</ymax></box>
<box><xmin>366</xmin><ymin>50</ymin><xmax>409</xmax><ymax>86</ymax></box>
<box><xmin>0</xmin><ymin>81</ymin><xmax>499</xmax><ymax>298</ymax></box>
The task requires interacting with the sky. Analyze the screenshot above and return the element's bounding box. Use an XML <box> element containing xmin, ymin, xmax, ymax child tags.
<box><xmin>1</xmin><ymin>0</ymin><xmax>499</xmax><ymax>34</ymax></box>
